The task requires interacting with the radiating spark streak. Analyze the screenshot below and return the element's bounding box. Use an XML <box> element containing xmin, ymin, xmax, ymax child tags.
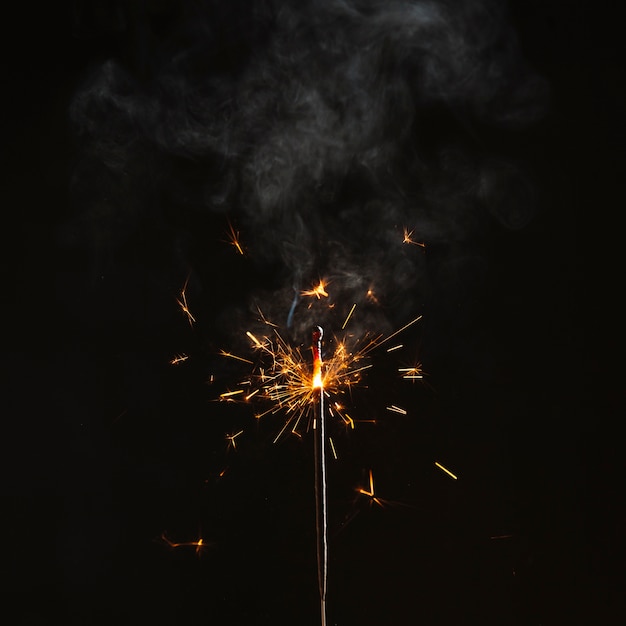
<box><xmin>402</xmin><ymin>227</ymin><xmax>426</xmax><ymax>247</ymax></box>
<box><xmin>386</xmin><ymin>344</ymin><xmax>403</xmax><ymax>352</ymax></box>
<box><xmin>386</xmin><ymin>405</ymin><xmax>407</xmax><ymax>415</ymax></box>
<box><xmin>220</xmin><ymin>390</ymin><xmax>245</xmax><ymax>398</ymax></box>
<box><xmin>490</xmin><ymin>534</ymin><xmax>514</xmax><ymax>540</ymax></box>
<box><xmin>302</xmin><ymin>279</ymin><xmax>329</xmax><ymax>299</ymax></box>
<box><xmin>435</xmin><ymin>461</ymin><xmax>458</xmax><ymax>480</ymax></box>
<box><xmin>218</xmin><ymin>349</ymin><xmax>253</xmax><ymax>364</ymax></box>
<box><xmin>256</xmin><ymin>306</ymin><xmax>279</xmax><ymax>328</ymax></box>
<box><xmin>177</xmin><ymin>277</ymin><xmax>196</xmax><ymax>327</ymax></box>
<box><xmin>245</xmin><ymin>389</ymin><xmax>260</xmax><ymax>401</ymax></box>
<box><xmin>225</xmin><ymin>220</ymin><xmax>245</xmax><ymax>255</ymax></box>
<box><xmin>329</xmin><ymin>437</ymin><xmax>338</xmax><ymax>460</ymax></box>
<box><xmin>226</xmin><ymin>430</ymin><xmax>244</xmax><ymax>450</ymax></box>
<box><xmin>170</xmin><ymin>354</ymin><xmax>189</xmax><ymax>365</ymax></box>
<box><xmin>376</xmin><ymin>315</ymin><xmax>422</xmax><ymax>350</ymax></box>
<box><xmin>342</xmin><ymin>303</ymin><xmax>357</xmax><ymax>329</ymax></box>
<box><xmin>246</xmin><ymin>331</ymin><xmax>263</xmax><ymax>347</ymax></box>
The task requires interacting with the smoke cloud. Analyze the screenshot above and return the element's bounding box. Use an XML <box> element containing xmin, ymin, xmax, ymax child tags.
<box><xmin>64</xmin><ymin>0</ymin><xmax>549</xmax><ymax>346</ymax></box>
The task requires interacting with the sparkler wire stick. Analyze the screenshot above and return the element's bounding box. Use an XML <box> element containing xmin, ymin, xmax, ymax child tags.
<box><xmin>312</xmin><ymin>326</ymin><xmax>328</xmax><ymax>626</ymax></box>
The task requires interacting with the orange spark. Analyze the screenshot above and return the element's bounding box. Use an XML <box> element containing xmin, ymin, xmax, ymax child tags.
<box><xmin>226</xmin><ymin>430</ymin><xmax>244</xmax><ymax>451</ymax></box>
<box><xmin>170</xmin><ymin>353</ymin><xmax>189</xmax><ymax>365</ymax></box>
<box><xmin>160</xmin><ymin>532</ymin><xmax>209</xmax><ymax>557</ymax></box>
<box><xmin>302</xmin><ymin>279</ymin><xmax>329</xmax><ymax>299</ymax></box>
<box><xmin>218</xmin><ymin>349</ymin><xmax>253</xmax><ymax>365</ymax></box>
<box><xmin>225</xmin><ymin>220</ymin><xmax>245</xmax><ymax>255</ymax></box>
<box><xmin>357</xmin><ymin>469</ymin><xmax>384</xmax><ymax>507</ymax></box>
<box><xmin>176</xmin><ymin>277</ymin><xmax>196</xmax><ymax>327</ymax></box>
<box><xmin>402</xmin><ymin>227</ymin><xmax>426</xmax><ymax>247</ymax></box>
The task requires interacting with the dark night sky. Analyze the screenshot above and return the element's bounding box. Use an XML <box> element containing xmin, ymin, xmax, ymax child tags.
<box><xmin>2</xmin><ymin>1</ymin><xmax>624</xmax><ymax>625</ymax></box>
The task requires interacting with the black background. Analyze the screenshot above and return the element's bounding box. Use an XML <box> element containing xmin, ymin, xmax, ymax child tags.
<box><xmin>2</xmin><ymin>1</ymin><xmax>624</xmax><ymax>625</ymax></box>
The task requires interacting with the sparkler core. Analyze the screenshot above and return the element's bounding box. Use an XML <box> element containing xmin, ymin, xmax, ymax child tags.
<box><xmin>312</xmin><ymin>326</ymin><xmax>324</xmax><ymax>389</ymax></box>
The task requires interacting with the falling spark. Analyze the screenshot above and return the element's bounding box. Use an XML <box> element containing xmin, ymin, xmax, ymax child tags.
<box><xmin>170</xmin><ymin>353</ymin><xmax>189</xmax><ymax>365</ymax></box>
<box><xmin>177</xmin><ymin>277</ymin><xmax>196</xmax><ymax>327</ymax></box>
<box><xmin>302</xmin><ymin>279</ymin><xmax>329</xmax><ymax>299</ymax></box>
<box><xmin>402</xmin><ymin>227</ymin><xmax>426</xmax><ymax>247</ymax></box>
<box><xmin>435</xmin><ymin>461</ymin><xmax>458</xmax><ymax>480</ymax></box>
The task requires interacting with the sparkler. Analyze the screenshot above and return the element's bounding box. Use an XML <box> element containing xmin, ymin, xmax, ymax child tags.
<box><xmin>217</xmin><ymin>305</ymin><xmax>424</xmax><ymax>624</ymax></box>
<box><xmin>312</xmin><ymin>326</ymin><xmax>328</xmax><ymax>626</ymax></box>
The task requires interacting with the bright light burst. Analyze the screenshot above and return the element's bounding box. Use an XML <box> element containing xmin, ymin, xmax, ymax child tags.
<box><xmin>218</xmin><ymin>307</ymin><xmax>423</xmax><ymax>445</ymax></box>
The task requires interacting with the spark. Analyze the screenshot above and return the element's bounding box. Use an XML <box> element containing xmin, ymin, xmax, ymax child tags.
<box><xmin>226</xmin><ymin>429</ymin><xmax>244</xmax><ymax>451</ymax></box>
<box><xmin>160</xmin><ymin>532</ymin><xmax>210</xmax><ymax>557</ymax></box>
<box><xmin>434</xmin><ymin>461</ymin><xmax>458</xmax><ymax>480</ymax></box>
<box><xmin>329</xmin><ymin>437</ymin><xmax>338</xmax><ymax>460</ymax></box>
<box><xmin>170</xmin><ymin>353</ymin><xmax>189</xmax><ymax>365</ymax></box>
<box><xmin>220</xmin><ymin>389</ymin><xmax>245</xmax><ymax>399</ymax></box>
<box><xmin>386</xmin><ymin>344</ymin><xmax>403</xmax><ymax>352</ymax></box>
<box><xmin>246</xmin><ymin>331</ymin><xmax>263</xmax><ymax>348</ymax></box>
<box><xmin>357</xmin><ymin>470</ymin><xmax>384</xmax><ymax>508</ymax></box>
<box><xmin>399</xmin><ymin>364</ymin><xmax>424</xmax><ymax>380</ymax></box>
<box><xmin>386</xmin><ymin>405</ymin><xmax>407</xmax><ymax>415</ymax></box>
<box><xmin>366</xmin><ymin>288</ymin><xmax>379</xmax><ymax>305</ymax></box>
<box><xmin>341</xmin><ymin>303</ymin><xmax>356</xmax><ymax>330</ymax></box>
<box><xmin>490</xmin><ymin>534</ymin><xmax>514</xmax><ymax>540</ymax></box>
<box><xmin>302</xmin><ymin>279</ymin><xmax>329</xmax><ymax>299</ymax></box>
<box><xmin>219</xmin><ymin>349</ymin><xmax>253</xmax><ymax>365</ymax></box>
<box><xmin>224</xmin><ymin>220</ymin><xmax>245</xmax><ymax>255</ymax></box>
<box><xmin>176</xmin><ymin>277</ymin><xmax>196</xmax><ymax>327</ymax></box>
<box><xmin>402</xmin><ymin>227</ymin><xmax>426</xmax><ymax>247</ymax></box>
